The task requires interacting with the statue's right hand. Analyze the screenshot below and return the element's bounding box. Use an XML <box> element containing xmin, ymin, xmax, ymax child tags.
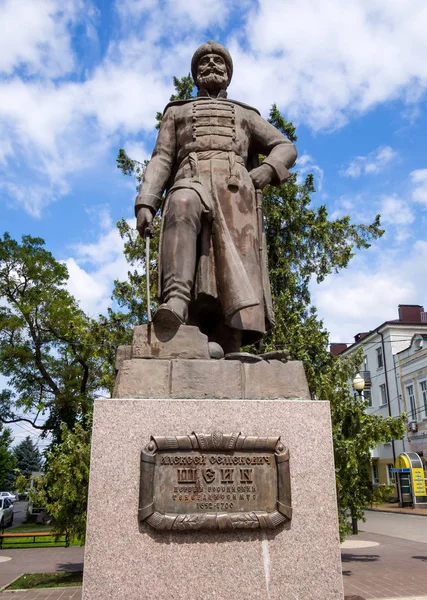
<box><xmin>136</xmin><ymin>207</ymin><xmax>154</xmax><ymax>237</ymax></box>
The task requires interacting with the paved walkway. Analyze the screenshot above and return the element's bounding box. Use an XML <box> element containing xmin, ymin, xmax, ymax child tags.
<box><xmin>342</xmin><ymin>531</ymin><xmax>427</xmax><ymax>599</ymax></box>
<box><xmin>0</xmin><ymin>547</ymin><xmax>83</xmax><ymax>591</ymax></box>
<box><xmin>1</xmin><ymin>590</ymin><xmax>81</xmax><ymax>599</ymax></box>
<box><xmin>0</xmin><ymin>530</ymin><xmax>426</xmax><ymax>599</ymax></box>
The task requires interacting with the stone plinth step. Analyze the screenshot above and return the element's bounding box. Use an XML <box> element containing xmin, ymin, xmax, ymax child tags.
<box><xmin>114</xmin><ymin>357</ymin><xmax>310</xmax><ymax>400</ymax></box>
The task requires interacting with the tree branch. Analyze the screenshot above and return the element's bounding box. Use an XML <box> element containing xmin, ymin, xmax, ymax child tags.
<box><xmin>1</xmin><ymin>416</ymin><xmax>45</xmax><ymax>430</ymax></box>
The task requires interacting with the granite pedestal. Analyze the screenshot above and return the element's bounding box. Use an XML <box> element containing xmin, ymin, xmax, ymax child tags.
<box><xmin>83</xmin><ymin>356</ymin><xmax>344</xmax><ymax>599</ymax></box>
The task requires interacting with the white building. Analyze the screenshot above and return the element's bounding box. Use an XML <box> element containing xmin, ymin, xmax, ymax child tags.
<box><xmin>395</xmin><ymin>334</ymin><xmax>427</xmax><ymax>458</ymax></box>
<box><xmin>330</xmin><ymin>304</ymin><xmax>427</xmax><ymax>486</ymax></box>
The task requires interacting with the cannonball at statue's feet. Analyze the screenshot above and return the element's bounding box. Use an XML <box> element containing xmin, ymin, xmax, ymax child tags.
<box><xmin>154</xmin><ymin>297</ymin><xmax>188</xmax><ymax>329</ymax></box>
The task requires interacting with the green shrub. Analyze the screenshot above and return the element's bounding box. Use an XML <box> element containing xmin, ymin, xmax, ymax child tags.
<box><xmin>373</xmin><ymin>483</ymin><xmax>396</xmax><ymax>504</ymax></box>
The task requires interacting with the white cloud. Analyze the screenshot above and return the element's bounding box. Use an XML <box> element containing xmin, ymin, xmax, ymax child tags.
<box><xmin>297</xmin><ymin>154</ymin><xmax>324</xmax><ymax>190</ymax></box>
<box><xmin>164</xmin><ymin>0</ymin><xmax>230</xmax><ymax>29</ymax></box>
<box><xmin>3</xmin><ymin>0</ymin><xmax>427</xmax><ymax>218</ymax></box>
<box><xmin>229</xmin><ymin>0</ymin><xmax>427</xmax><ymax>128</ymax></box>
<box><xmin>116</xmin><ymin>0</ymin><xmax>157</xmax><ymax>18</ymax></box>
<box><xmin>0</xmin><ymin>38</ymin><xmax>172</xmax><ymax>215</ymax></box>
<box><xmin>85</xmin><ymin>205</ymin><xmax>114</xmax><ymax>232</ymax></box>
<box><xmin>0</xmin><ymin>181</ymin><xmax>67</xmax><ymax>218</ymax></box>
<box><xmin>116</xmin><ymin>0</ymin><xmax>230</xmax><ymax>31</ymax></box>
<box><xmin>72</xmin><ymin>224</ymin><xmax>127</xmax><ymax>266</ymax></box>
<box><xmin>64</xmin><ymin>219</ymin><xmax>137</xmax><ymax>316</ymax></box>
<box><xmin>312</xmin><ymin>240</ymin><xmax>427</xmax><ymax>342</ymax></box>
<box><xmin>0</xmin><ymin>0</ymin><xmax>88</xmax><ymax>77</ymax></box>
<box><xmin>0</xmin><ymin>135</ymin><xmax>12</xmax><ymax>165</ymax></box>
<box><xmin>124</xmin><ymin>141</ymin><xmax>149</xmax><ymax>165</ymax></box>
<box><xmin>379</xmin><ymin>194</ymin><xmax>414</xmax><ymax>226</ymax></box>
<box><xmin>341</xmin><ymin>146</ymin><xmax>398</xmax><ymax>178</ymax></box>
<box><xmin>65</xmin><ymin>257</ymin><xmax>112</xmax><ymax>316</ymax></box>
<box><xmin>410</xmin><ymin>169</ymin><xmax>427</xmax><ymax>207</ymax></box>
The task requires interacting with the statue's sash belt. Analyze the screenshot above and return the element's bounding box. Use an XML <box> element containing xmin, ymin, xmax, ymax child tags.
<box><xmin>178</xmin><ymin>151</ymin><xmax>245</xmax><ymax>191</ymax></box>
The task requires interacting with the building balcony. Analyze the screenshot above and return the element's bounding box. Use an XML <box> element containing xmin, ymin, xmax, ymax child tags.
<box><xmin>359</xmin><ymin>370</ymin><xmax>371</xmax><ymax>385</ymax></box>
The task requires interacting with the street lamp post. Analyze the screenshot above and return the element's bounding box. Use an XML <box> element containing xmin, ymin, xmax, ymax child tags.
<box><xmin>353</xmin><ymin>373</ymin><xmax>365</xmax><ymax>397</ymax></box>
<box><xmin>351</xmin><ymin>373</ymin><xmax>365</xmax><ymax>535</ymax></box>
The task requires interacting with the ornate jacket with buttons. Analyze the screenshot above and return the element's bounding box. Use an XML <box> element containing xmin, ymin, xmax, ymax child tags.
<box><xmin>135</xmin><ymin>95</ymin><xmax>297</xmax><ymax>215</ymax></box>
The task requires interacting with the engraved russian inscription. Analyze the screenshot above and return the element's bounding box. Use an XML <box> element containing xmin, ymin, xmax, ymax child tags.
<box><xmin>139</xmin><ymin>432</ymin><xmax>292</xmax><ymax>531</ymax></box>
<box><xmin>221</xmin><ymin>469</ymin><xmax>233</xmax><ymax>483</ymax></box>
<box><xmin>154</xmin><ymin>451</ymin><xmax>275</xmax><ymax>515</ymax></box>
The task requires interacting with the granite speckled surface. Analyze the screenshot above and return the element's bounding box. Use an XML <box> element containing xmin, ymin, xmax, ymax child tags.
<box><xmin>83</xmin><ymin>398</ymin><xmax>344</xmax><ymax>600</ymax></box>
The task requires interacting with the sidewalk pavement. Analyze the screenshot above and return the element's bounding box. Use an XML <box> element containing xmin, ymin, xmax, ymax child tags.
<box><xmin>0</xmin><ymin>546</ymin><xmax>83</xmax><ymax>593</ymax></box>
<box><xmin>0</xmin><ymin>531</ymin><xmax>426</xmax><ymax>599</ymax></box>
<box><xmin>1</xmin><ymin>589</ymin><xmax>81</xmax><ymax>599</ymax></box>
<box><xmin>370</xmin><ymin>504</ymin><xmax>427</xmax><ymax>517</ymax></box>
<box><xmin>342</xmin><ymin>531</ymin><xmax>427</xmax><ymax>599</ymax></box>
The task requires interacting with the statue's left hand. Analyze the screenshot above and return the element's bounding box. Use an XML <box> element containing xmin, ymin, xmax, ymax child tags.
<box><xmin>249</xmin><ymin>163</ymin><xmax>274</xmax><ymax>189</ymax></box>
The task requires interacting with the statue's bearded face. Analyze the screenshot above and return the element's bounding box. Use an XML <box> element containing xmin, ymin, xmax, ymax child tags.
<box><xmin>196</xmin><ymin>53</ymin><xmax>229</xmax><ymax>92</ymax></box>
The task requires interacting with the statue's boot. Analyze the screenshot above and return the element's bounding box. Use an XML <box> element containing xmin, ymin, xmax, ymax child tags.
<box><xmin>154</xmin><ymin>190</ymin><xmax>202</xmax><ymax>329</ymax></box>
<box><xmin>155</xmin><ymin>298</ymin><xmax>188</xmax><ymax>328</ymax></box>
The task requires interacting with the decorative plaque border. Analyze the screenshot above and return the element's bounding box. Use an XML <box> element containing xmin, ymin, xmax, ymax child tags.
<box><xmin>139</xmin><ymin>432</ymin><xmax>291</xmax><ymax>531</ymax></box>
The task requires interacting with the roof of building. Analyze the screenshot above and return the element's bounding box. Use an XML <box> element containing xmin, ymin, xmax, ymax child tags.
<box><xmin>331</xmin><ymin>305</ymin><xmax>427</xmax><ymax>356</ymax></box>
<box><xmin>395</xmin><ymin>333</ymin><xmax>427</xmax><ymax>356</ymax></box>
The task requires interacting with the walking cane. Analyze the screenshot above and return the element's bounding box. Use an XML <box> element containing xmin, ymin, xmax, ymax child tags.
<box><xmin>144</xmin><ymin>225</ymin><xmax>153</xmax><ymax>323</ymax></box>
<box><xmin>256</xmin><ymin>189</ymin><xmax>264</xmax><ymax>257</ymax></box>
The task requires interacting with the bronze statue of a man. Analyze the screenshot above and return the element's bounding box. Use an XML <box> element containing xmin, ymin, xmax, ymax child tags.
<box><xmin>136</xmin><ymin>41</ymin><xmax>297</xmax><ymax>353</ymax></box>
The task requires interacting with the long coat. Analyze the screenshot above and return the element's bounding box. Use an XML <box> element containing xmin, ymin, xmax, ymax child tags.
<box><xmin>135</xmin><ymin>95</ymin><xmax>297</xmax><ymax>345</ymax></box>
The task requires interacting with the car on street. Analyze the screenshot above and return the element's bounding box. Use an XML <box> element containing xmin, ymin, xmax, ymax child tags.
<box><xmin>0</xmin><ymin>491</ymin><xmax>18</xmax><ymax>503</ymax></box>
<box><xmin>0</xmin><ymin>497</ymin><xmax>14</xmax><ymax>529</ymax></box>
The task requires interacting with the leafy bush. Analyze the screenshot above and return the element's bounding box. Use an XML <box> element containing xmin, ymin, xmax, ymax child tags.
<box><xmin>373</xmin><ymin>483</ymin><xmax>396</xmax><ymax>504</ymax></box>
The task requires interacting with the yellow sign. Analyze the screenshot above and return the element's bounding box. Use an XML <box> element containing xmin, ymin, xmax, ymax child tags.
<box><xmin>412</xmin><ymin>468</ymin><xmax>427</xmax><ymax>497</ymax></box>
<box><xmin>395</xmin><ymin>454</ymin><xmax>410</xmax><ymax>469</ymax></box>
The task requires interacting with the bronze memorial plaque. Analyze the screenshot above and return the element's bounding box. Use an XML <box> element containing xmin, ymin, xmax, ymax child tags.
<box><xmin>139</xmin><ymin>432</ymin><xmax>291</xmax><ymax>531</ymax></box>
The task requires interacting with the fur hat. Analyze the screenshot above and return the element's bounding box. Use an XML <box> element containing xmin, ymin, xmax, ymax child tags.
<box><xmin>191</xmin><ymin>41</ymin><xmax>233</xmax><ymax>85</ymax></box>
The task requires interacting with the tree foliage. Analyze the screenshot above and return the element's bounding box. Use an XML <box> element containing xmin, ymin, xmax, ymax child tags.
<box><xmin>261</xmin><ymin>108</ymin><xmax>383</xmax><ymax>383</ymax></box>
<box><xmin>30</xmin><ymin>421</ymin><xmax>91</xmax><ymax>542</ymax></box>
<box><xmin>316</xmin><ymin>349</ymin><xmax>405</xmax><ymax>537</ymax></box>
<box><xmin>0</xmin><ymin>425</ymin><xmax>15</xmax><ymax>489</ymax></box>
<box><xmin>0</xmin><ymin>233</ymin><xmax>117</xmax><ymax>441</ymax></box>
<box><xmin>155</xmin><ymin>74</ymin><xmax>195</xmax><ymax>128</ymax></box>
<box><xmin>115</xmin><ymin>75</ymin><xmax>404</xmax><ymax>538</ymax></box>
<box><xmin>14</xmin><ymin>436</ymin><xmax>42</xmax><ymax>477</ymax></box>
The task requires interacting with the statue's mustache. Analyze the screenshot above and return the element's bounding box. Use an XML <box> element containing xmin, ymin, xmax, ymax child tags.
<box><xmin>199</xmin><ymin>66</ymin><xmax>227</xmax><ymax>77</ymax></box>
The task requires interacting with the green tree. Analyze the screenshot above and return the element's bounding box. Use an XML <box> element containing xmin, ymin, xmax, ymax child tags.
<box><xmin>0</xmin><ymin>233</ymin><xmax>116</xmax><ymax>442</ymax></box>
<box><xmin>115</xmin><ymin>75</ymin><xmax>405</xmax><ymax>537</ymax></box>
<box><xmin>30</xmin><ymin>421</ymin><xmax>91</xmax><ymax>542</ymax></box>
<box><xmin>14</xmin><ymin>436</ymin><xmax>42</xmax><ymax>477</ymax></box>
<box><xmin>0</xmin><ymin>233</ymin><xmax>127</xmax><ymax>537</ymax></box>
<box><xmin>316</xmin><ymin>349</ymin><xmax>405</xmax><ymax>537</ymax></box>
<box><xmin>0</xmin><ymin>425</ymin><xmax>16</xmax><ymax>489</ymax></box>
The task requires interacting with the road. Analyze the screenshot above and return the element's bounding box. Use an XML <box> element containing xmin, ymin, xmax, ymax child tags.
<box><xmin>360</xmin><ymin>509</ymin><xmax>427</xmax><ymax>544</ymax></box>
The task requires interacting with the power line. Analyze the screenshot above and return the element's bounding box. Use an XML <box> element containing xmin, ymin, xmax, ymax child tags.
<box><xmin>8</xmin><ymin>421</ymin><xmax>40</xmax><ymax>435</ymax></box>
<box><xmin>332</xmin><ymin>333</ymin><xmax>427</xmax><ymax>352</ymax></box>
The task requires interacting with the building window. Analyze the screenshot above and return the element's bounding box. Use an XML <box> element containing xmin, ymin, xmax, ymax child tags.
<box><xmin>363</xmin><ymin>355</ymin><xmax>368</xmax><ymax>371</ymax></box>
<box><xmin>364</xmin><ymin>389</ymin><xmax>372</xmax><ymax>407</ymax></box>
<box><xmin>372</xmin><ymin>464</ymin><xmax>379</xmax><ymax>484</ymax></box>
<box><xmin>380</xmin><ymin>384</ymin><xmax>388</xmax><ymax>405</ymax></box>
<box><xmin>387</xmin><ymin>464</ymin><xmax>395</xmax><ymax>484</ymax></box>
<box><xmin>406</xmin><ymin>384</ymin><xmax>417</xmax><ymax>421</ymax></box>
<box><xmin>419</xmin><ymin>380</ymin><xmax>427</xmax><ymax>419</ymax></box>
<box><xmin>376</xmin><ymin>347</ymin><xmax>384</xmax><ymax>369</ymax></box>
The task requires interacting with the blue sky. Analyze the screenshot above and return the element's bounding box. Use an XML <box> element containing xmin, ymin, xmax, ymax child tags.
<box><xmin>2</xmin><ymin>0</ymin><xmax>427</xmax><ymax>364</ymax></box>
